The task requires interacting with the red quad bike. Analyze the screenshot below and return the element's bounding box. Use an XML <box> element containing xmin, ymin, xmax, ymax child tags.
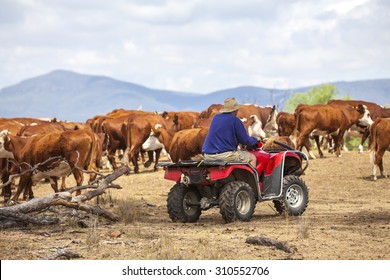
<box><xmin>158</xmin><ymin>141</ymin><xmax>309</xmax><ymax>223</ymax></box>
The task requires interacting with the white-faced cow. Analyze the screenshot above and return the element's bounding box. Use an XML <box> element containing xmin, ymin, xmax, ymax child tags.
<box><xmin>294</xmin><ymin>104</ymin><xmax>373</xmax><ymax>158</ymax></box>
<box><xmin>328</xmin><ymin>99</ymin><xmax>390</xmax><ymax>153</ymax></box>
<box><xmin>248</xmin><ymin>115</ymin><xmax>266</xmax><ymax>139</ymax></box>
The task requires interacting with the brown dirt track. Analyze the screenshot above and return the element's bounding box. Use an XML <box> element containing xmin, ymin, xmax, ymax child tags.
<box><xmin>0</xmin><ymin>150</ymin><xmax>389</xmax><ymax>260</ymax></box>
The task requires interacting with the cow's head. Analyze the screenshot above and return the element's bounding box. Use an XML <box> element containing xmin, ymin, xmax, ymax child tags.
<box><xmin>248</xmin><ymin>116</ymin><xmax>266</xmax><ymax>139</ymax></box>
<box><xmin>151</xmin><ymin>124</ymin><xmax>163</xmax><ymax>137</ymax></box>
<box><xmin>249</xmin><ymin>115</ymin><xmax>258</xmax><ymax>125</ymax></box>
<box><xmin>162</xmin><ymin>111</ymin><xmax>169</xmax><ymax>119</ymax></box>
<box><xmin>356</xmin><ymin>104</ymin><xmax>374</xmax><ymax>127</ymax></box>
<box><xmin>263</xmin><ymin>105</ymin><xmax>279</xmax><ymax>133</ymax></box>
<box><xmin>0</xmin><ymin>130</ymin><xmax>14</xmax><ymax>159</ymax></box>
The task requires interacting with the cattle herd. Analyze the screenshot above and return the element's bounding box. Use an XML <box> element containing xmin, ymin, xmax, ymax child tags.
<box><xmin>0</xmin><ymin>99</ymin><xmax>389</xmax><ymax>205</ymax></box>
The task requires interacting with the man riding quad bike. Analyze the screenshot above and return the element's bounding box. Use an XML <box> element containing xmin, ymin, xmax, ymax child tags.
<box><xmin>158</xmin><ymin>139</ymin><xmax>309</xmax><ymax>223</ymax></box>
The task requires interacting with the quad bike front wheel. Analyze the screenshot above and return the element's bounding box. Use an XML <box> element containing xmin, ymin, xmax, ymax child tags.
<box><xmin>167</xmin><ymin>183</ymin><xmax>201</xmax><ymax>223</ymax></box>
<box><xmin>219</xmin><ymin>181</ymin><xmax>256</xmax><ymax>223</ymax></box>
<box><xmin>273</xmin><ymin>175</ymin><xmax>309</xmax><ymax>216</ymax></box>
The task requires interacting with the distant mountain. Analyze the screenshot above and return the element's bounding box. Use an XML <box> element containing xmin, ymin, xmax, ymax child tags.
<box><xmin>0</xmin><ymin>70</ymin><xmax>389</xmax><ymax>122</ymax></box>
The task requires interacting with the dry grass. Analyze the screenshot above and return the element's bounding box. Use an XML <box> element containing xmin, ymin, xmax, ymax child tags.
<box><xmin>114</xmin><ymin>199</ymin><xmax>148</xmax><ymax>225</ymax></box>
<box><xmin>85</xmin><ymin>217</ymin><xmax>100</xmax><ymax>247</ymax></box>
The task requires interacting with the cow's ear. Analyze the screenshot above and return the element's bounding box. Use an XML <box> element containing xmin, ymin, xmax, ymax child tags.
<box><xmin>357</xmin><ymin>104</ymin><xmax>364</xmax><ymax>113</ymax></box>
<box><xmin>173</xmin><ymin>114</ymin><xmax>179</xmax><ymax>124</ymax></box>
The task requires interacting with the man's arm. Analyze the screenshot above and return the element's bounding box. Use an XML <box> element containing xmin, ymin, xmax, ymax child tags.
<box><xmin>235</xmin><ymin>118</ymin><xmax>258</xmax><ymax>145</ymax></box>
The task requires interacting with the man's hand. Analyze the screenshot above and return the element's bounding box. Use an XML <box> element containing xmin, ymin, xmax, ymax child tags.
<box><xmin>246</xmin><ymin>141</ymin><xmax>260</xmax><ymax>151</ymax></box>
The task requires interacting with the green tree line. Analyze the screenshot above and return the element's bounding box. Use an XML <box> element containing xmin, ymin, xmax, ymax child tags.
<box><xmin>283</xmin><ymin>84</ymin><xmax>351</xmax><ymax>113</ymax></box>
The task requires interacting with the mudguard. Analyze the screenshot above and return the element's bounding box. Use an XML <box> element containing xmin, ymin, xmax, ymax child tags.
<box><xmin>260</xmin><ymin>151</ymin><xmax>307</xmax><ymax>199</ymax></box>
<box><xmin>207</xmin><ymin>164</ymin><xmax>255</xmax><ymax>180</ymax></box>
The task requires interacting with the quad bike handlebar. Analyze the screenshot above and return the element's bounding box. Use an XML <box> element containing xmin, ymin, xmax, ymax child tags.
<box><xmin>263</xmin><ymin>140</ymin><xmax>309</xmax><ymax>173</ymax></box>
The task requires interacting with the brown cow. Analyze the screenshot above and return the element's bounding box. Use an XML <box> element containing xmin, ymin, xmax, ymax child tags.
<box><xmin>161</xmin><ymin>111</ymin><xmax>200</xmax><ymax>130</ymax></box>
<box><xmin>17</xmin><ymin>122</ymin><xmax>66</xmax><ymax>137</ymax></box>
<box><xmin>169</xmin><ymin>128</ymin><xmax>209</xmax><ymax>162</ymax></box>
<box><xmin>328</xmin><ymin>100</ymin><xmax>390</xmax><ymax>153</ymax></box>
<box><xmin>16</xmin><ymin>122</ymin><xmax>68</xmax><ymax>197</ymax></box>
<box><xmin>124</xmin><ymin>113</ymin><xmax>175</xmax><ymax>173</ymax></box>
<box><xmin>101</xmin><ymin>115</ymin><xmax>130</xmax><ymax>170</ymax></box>
<box><xmin>294</xmin><ymin>104</ymin><xmax>333</xmax><ymax>159</ymax></box>
<box><xmin>196</xmin><ymin>105</ymin><xmax>223</xmax><ymax>129</ymax></box>
<box><xmin>0</xmin><ymin>118</ymin><xmax>54</xmax><ymax>199</ymax></box>
<box><xmin>276</xmin><ymin>111</ymin><xmax>317</xmax><ymax>158</ymax></box>
<box><xmin>194</xmin><ymin>117</ymin><xmax>213</xmax><ymax>128</ymax></box>
<box><xmin>0</xmin><ymin>119</ymin><xmax>25</xmax><ymax>135</ymax></box>
<box><xmin>295</xmin><ymin>104</ymin><xmax>373</xmax><ymax>157</ymax></box>
<box><xmin>153</xmin><ymin>127</ymin><xmax>209</xmax><ymax>162</ymax></box>
<box><xmin>237</xmin><ymin>104</ymin><xmax>276</xmax><ymax>131</ymax></box>
<box><xmin>369</xmin><ymin>118</ymin><xmax>390</xmax><ymax>180</ymax></box>
<box><xmin>199</xmin><ymin>104</ymin><xmax>223</xmax><ymax>119</ymax></box>
<box><xmin>276</xmin><ymin>112</ymin><xmax>295</xmax><ymax>137</ymax></box>
<box><xmin>0</xmin><ymin>128</ymin><xmax>101</xmax><ymax>202</ymax></box>
<box><xmin>0</xmin><ymin>117</ymin><xmax>51</xmax><ymax>127</ymax></box>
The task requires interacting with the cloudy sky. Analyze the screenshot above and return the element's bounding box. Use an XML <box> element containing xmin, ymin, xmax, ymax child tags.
<box><xmin>1</xmin><ymin>0</ymin><xmax>389</xmax><ymax>93</ymax></box>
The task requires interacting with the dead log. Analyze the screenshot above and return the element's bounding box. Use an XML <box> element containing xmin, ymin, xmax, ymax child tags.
<box><xmin>44</xmin><ymin>249</ymin><xmax>83</xmax><ymax>260</ymax></box>
<box><xmin>50</xmin><ymin>198</ymin><xmax>120</xmax><ymax>221</ymax></box>
<box><xmin>0</xmin><ymin>166</ymin><xmax>130</xmax><ymax>228</ymax></box>
<box><xmin>245</xmin><ymin>236</ymin><xmax>296</xmax><ymax>253</ymax></box>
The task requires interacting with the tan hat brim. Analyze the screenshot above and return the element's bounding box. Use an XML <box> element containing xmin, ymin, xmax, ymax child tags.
<box><xmin>219</xmin><ymin>104</ymin><xmax>242</xmax><ymax>113</ymax></box>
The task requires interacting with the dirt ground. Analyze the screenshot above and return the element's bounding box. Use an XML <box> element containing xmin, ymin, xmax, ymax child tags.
<box><xmin>0</xmin><ymin>150</ymin><xmax>389</xmax><ymax>260</ymax></box>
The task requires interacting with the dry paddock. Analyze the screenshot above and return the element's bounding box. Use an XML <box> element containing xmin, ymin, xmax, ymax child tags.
<box><xmin>0</xmin><ymin>150</ymin><xmax>389</xmax><ymax>260</ymax></box>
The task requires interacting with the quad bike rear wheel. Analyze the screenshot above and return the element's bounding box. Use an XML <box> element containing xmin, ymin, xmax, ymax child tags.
<box><xmin>273</xmin><ymin>175</ymin><xmax>309</xmax><ymax>216</ymax></box>
<box><xmin>219</xmin><ymin>181</ymin><xmax>256</xmax><ymax>223</ymax></box>
<box><xmin>167</xmin><ymin>183</ymin><xmax>201</xmax><ymax>223</ymax></box>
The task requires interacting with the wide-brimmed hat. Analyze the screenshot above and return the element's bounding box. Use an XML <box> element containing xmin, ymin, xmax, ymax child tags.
<box><xmin>219</xmin><ymin>97</ymin><xmax>242</xmax><ymax>113</ymax></box>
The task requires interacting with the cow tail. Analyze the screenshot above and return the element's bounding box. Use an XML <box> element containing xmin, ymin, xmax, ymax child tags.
<box><xmin>92</xmin><ymin>132</ymin><xmax>102</xmax><ymax>170</ymax></box>
<box><xmin>291</xmin><ymin>112</ymin><xmax>301</xmax><ymax>146</ymax></box>
<box><xmin>369</xmin><ymin>119</ymin><xmax>379</xmax><ymax>164</ymax></box>
<box><xmin>123</xmin><ymin>119</ymin><xmax>133</xmax><ymax>166</ymax></box>
<box><xmin>85</xmin><ymin>130</ymin><xmax>95</xmax><ymax>170</ymax></box>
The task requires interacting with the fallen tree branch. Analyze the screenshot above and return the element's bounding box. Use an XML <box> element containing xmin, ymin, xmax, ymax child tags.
<box><xmin>67</xmin><ymin>183</ymin><xmax>121</xmax><ymax>194</ymax></box>
<box><xmin>44</xmin><ymin>249</ymin><xmax>83</xmax><ymax>260</ymax></box>
<box><xmin>71</xmin><ymin>166</ymin><xmax>130</xmax><ymax>201</ymax></box>
<box><xmin>245</xmin><ymin>236</ymin><xmax>296</xmax><ymax>253</ymax></box>
<box><xmin>0</xmin><ymin>166</ymin><xmax>130</xmax><ymax>228</ymax></box>
<box><xmin>0</xmin><ymin>211</ymin><xmax>60</xmax><ymax>226</ymax></box>
<box><xmin>50</xmin><ymin>198</ymin><xmax>120</xmax><ymax>221</ymax></box>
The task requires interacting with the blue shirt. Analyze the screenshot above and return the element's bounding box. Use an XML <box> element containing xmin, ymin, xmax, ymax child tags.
<box><xmin>202</xmin><ymin>113</ymin><xmax>258</xmax><ymax>154</ymax></box>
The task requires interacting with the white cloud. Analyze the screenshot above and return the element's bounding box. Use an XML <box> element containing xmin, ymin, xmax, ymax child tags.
<box><xmin>123</xmin><ymin>41</ymin><xmax>139</xmax><ymax>55</ymax></box>
<box><xmin>65</xmin><ymin>51</ymin><xmax>117</xmax><ymax>67</ymax></box>
<box><xmin>120</xmin><ymin>0</ymin><xmax>200</xmax><ymax>24</ymax></box>
<box><xmin>0</xmin><ymin>0</ymin><xmax>389</xmax><ymax>93</ymax></box>
<box><xmin>326</xmin><ymin>0</ymin><xmax>370</xmax><ymax>15</ymax></box>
